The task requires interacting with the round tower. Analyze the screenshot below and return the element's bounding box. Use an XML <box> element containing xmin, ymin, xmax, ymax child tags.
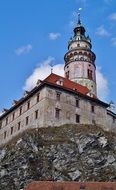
<box><xmin>64</xmin><ymin>13</ymin><xmax>97</xmax><ymax>95</ymax></box>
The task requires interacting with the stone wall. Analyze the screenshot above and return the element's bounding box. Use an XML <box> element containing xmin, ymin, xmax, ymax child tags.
<box><xmin>0</xmin><ymin>85</ymin><xmax>115</xmax><ymax>146</ymax></box>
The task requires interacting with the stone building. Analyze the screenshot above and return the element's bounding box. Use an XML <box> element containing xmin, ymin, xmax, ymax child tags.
<box><xmin>0</xmin><ymin>14</ymin><xmax>116</xmax><ymax>146</ymax></box>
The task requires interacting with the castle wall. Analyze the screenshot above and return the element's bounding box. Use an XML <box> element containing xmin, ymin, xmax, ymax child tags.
<box><xmin>0</xmin><ymin>85</ymin><xmax>115</xmax><ymax>146</ymax></box>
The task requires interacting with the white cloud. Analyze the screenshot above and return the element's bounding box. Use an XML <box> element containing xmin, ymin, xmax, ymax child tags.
<box><xmin>49</xmin><ymin>33</ymin><xmax>61</xmax><ymax>40</ymax></box>
<box><xmin>15</xmin><ymin>44</ymin><xmax>32</xmax><ymax>56</ymax></box>
<box><xmin>109</xmin><ymin>13</ymin><xmax>116</xmax><ymax>21</ymax></box>
<box><xmin>24</xmin><ymin>57</ymin><xmax>64</xmax><ymax>90</ymax></box>
<box><xmin>96</xmin><ymin>67</ymin><xmax>109</xmax><ymax>101</ymax></box>
<box><xmin>96</xmin><ymin>25</ymin><xmax>110</xmax><ymax>37</ymax></box>
<box><xmin>111</xmin><ymin>38</ymin><xmax>116</xmax><ymax>46</ymax></box>
<box><xmin>24</xmin><ymin>57</ymin><xmax>109</xmax><ymax>102</ymax></box>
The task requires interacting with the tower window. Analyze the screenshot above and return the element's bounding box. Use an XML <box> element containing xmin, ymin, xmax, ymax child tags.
<box><xmin>55</xmin><ymin>108</ymin><xmax>60</xmax><ymax>119</ymax></box>
<box><xmin>66</xmin><ymin>71</ymin><xmax>69</xmax><ymax>79</ymax></box>
<box><xmin>76</xmin><ymin>114</ymin><xmax>80</xmax><ymax>123</ymax></box>
<box><xmin>88</xmin><ymin>69</ymin><xmax>93</xmax><ymax>80</ymax></box>
<box><xmin>113</xmin><ymin>117</ymin><xmax>115</xmax><ymax>124</ymax></box>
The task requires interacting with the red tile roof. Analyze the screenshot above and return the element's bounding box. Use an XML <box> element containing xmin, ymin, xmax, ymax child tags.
<box><xmin>44</xmin><ymin>73</ymin><xmax>90</xmax><ymax>96</ymax></box>
<box><xmin>24</xmin><ymin>181</ymin><xmax>116</xmax><ymax>190</ymax></box>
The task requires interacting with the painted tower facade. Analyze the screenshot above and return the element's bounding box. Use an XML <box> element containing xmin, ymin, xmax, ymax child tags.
<box><xmin>64</xmin><ymin>14</ymin><xmax>97</xmax><ymax>95</ymax></box>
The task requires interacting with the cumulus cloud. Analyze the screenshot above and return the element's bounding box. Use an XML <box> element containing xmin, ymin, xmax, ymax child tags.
<box><xmin>96</xmin><ymin>25</ymin><xmax>110</xmax><ymax>37</ymax></box>
<box><xmin>24</xmin><ymin>57</ymin><xmax>109</xmax><ymax>102</ymax></box>
<box><xmin>109</xmin><ymin>13</ymin><xmax>116</xmax><ymax>21</ymax></box>
<box><xmin>49</xmin><ymin>33</ymin><xmax>61</xmax><ymax>40</ymax></box>
<box><xmin>111</xmin><ymin>38</ymin><xmax>116</xmax><ymax>46</ymax></box>
<box><xmin>96</xmin><ymin>67</ymin><xmax>109</xmax><ymax>101</ymax></box>
<box><xmin>15</xmin><ymin>44</ymin><xmax>32</xmax><ymax>56</ymax></box>
<box><xmin>24</xmin><ymin>57</ymin><xmax>64</xmax><ymax>90</ymax></box>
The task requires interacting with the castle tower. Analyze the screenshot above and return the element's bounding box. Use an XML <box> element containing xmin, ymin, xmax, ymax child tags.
<box><xmin>64</xmin><ymin>13</ymin><xmax>97</xmax><ymax>95</ymax></box>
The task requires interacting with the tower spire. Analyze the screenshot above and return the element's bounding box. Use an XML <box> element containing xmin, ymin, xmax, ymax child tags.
<box><xmin>77</xmin><ymin>12</ymin><xmax>81</xmax><ymax>25</ymax></box>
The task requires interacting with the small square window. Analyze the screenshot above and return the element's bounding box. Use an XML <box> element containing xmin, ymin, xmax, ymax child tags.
<box><xmin>0</xmin><ymin>121</ymin><xmax>2</xmax><ymax>129</ymax></box>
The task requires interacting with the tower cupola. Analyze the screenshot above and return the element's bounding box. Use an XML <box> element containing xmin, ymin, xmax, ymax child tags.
<box><xmin>64</xmin><ymin>13</ymin><xmax>97</xmax><ymax>96</ymax></box>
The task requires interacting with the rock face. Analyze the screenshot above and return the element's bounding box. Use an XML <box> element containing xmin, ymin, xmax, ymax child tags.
<box><xmin>0</xmin><ymin>124</ymin><xmax>116</xmax><ymax>190</ymax></box>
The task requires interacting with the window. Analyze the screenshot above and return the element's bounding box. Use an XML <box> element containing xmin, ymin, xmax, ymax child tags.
<box><xmin>19</xmin><ymin>106</ymin><xmax>22</xmax><ymax>115</ymax></box>
<box><xmin>80</xmin><ymin>184</ymin><xmax>85</xmax><ymax>190</ymax></box>
<box><xmin>91</xmin><ymin>105</ymin><xmax>95</xmax><ymax>113</ymax></box>
<box><xmin>0</xmin><ymin>121</ymin><xmax>2</xmax><ymax>129</ymax></box>
<box><xmin>56</xmin><ymin>92</ymin><xmax>61</xmax><ymax>101</ymax></box>
<box><xmin>66</xmin><ymin>71</ymin><xmax>69</xmax><ymax>79</ymax></box>
<box><xmin>113</xmin><ymin>117</ymin><xmax>115</xmax><ymax>124</ymax></box>
<box><xmin>26</xmin><ymin>116</ymin><xmax>29</xmax><ymax>125</ymax></box>
<box><xmin>76</xmin><ymin>99</ymin><xmax>79</xmax><ymax>107</ymax></box>
<box><xmin>76</xmin><ymin>114</ymin><xmax>80</xmax><ymax>123</ymax></box>
<box><xmin>4</xmin><ymin>131</ymin><xmax>7</xmax><ymax>139</ymax></box>
<box><xmin>11</xmin><ymin>126</ymin><xmax>14</xmax><ymax>135</ymax></box>
<box><xmin>88</xmin><ymin>69</ymin><xmax>93</xmax><ymax>80</ymax></box>
<box><xmin>55</xmin><ymin>108</ymin><xmax>60</xmax><ymax>119</ymax></box>
<box><xmin>6</xmin><ymin>117</ymin><xmax>8</xmax><ymax>125</ymax></box>
<box><xmin>37</xmin><ymin>93</ymin><xmax>40</xmax><ymax>103</ymax></box>
<box><xmin>35</xmin><ymin>110</ymin><xmax>38</xmax><ymax>119</ymax></box>
<box><xmin>27</xmin><ymin>101</ymin><xmax>30</xmax><ymax>110</ymax></box>
<box><xmin>18</xmin><ymin>122</ymin><xmax>21</xmax><ymax>130</ymax></box>
<box><xmin>12</xmin><ymin>112</ymin><xmax>15</xmax><ymax>121</ymax></box>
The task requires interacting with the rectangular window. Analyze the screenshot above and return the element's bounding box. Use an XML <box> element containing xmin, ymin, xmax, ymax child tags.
<box><xmin>19</xmin><ymin>106</ymin><xmax>22</xmax><ymax>115</ymax></box>
<box><xmin>56</xmin><ymin>92</ymin><xmax>61</xmax><ymax>101</ymax></box>
<box><xmin>11</xmin><ymin>126</ymin><xmax>14</xmax><ymax>135</ymax></box>
<box><xmin>0</xmin><ymin>121</ymin><xmax>2</xmax><ymax>129</ymax></box>
<box><xmin>12</xmin><ymin>112</ymin><xmax>15</xmax><ymax>121</ymax></box>
<box><xmin>88</xmin><ymin>69</ymin><xmax>93</xmax><ymax>80</ymax></box>
<box><xmin>4</xmin><ymin>131</ymin><xmax>7</xmax><ymax>139</ymax></box>
<box><xmin>91</xmin><ymin>105</ymin><xmax>95</xmax><ymax>113</ymax></box>
<box><xmin>55</xmin><ymin>108</ymin><xmax>60</xmax><ymax>119</ymax></box>
<box><xmin>18</xmin><ymin>122</ymin><xmax>21</xmax><ymax>130</ymax></box>
<box><xmin>26</xmin><ymin>116</ymin><xmax>29</xmax><ymax>125</ymax></box>
<box><xmin>27</xmin><ymin>101</ymin><xmax>30</xmax><ymax>110</ymax></box>
<box><xmin>37</xmin><ymin>93</ymin><xmax>40</xmax><ymax>103</ymax></box>
<box><xmin>35</xmin><ymin>110</ymin><xmax>38</xmax><ymax>119</ymax></box>
<box><xmin>66</xmin><ymin>71</ymin><xmax>69</xmax><ymax>79</ymax></box>
<box><xmin>76</xmin><ymin>99</ymin><xmax>79</xmax><ymax>107</ymax></box>
<box><xmin>113</xmin><ymin>117</ymin><xmax>115</xmax><ymax>124</ymax></box>
<box><xmin>6</xmin><ymin>117</ymin><xmax>8</xmax><ymax>125</ymax></box>
<box><xmin>76</xmin><ymin>114</ymin><xmax>80</xmax><ymax>123</ymax></box>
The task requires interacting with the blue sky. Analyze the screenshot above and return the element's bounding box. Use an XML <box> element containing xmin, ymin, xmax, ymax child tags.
<box><xmin>0</xmin><ymin>0</ymin><xmax>116</xmax><ymax>113</ymax></box>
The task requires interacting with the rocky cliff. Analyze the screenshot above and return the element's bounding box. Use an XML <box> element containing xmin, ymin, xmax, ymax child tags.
<box><xmin>0</xmin><ymin>124</ymin><xmax>116</xmax><ymax>190</ymax></box>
